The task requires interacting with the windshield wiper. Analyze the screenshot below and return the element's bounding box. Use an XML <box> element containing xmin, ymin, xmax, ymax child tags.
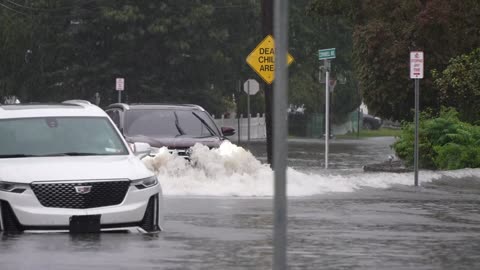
<box><xmin>191</xmin><ymin>112</ymin><xmax>216</xmax><ymax>136</ymax></box>
<box><xmin>0</xmin><ymin>152</ymin><xmax>110</xmax><ymax>158</ymax></box>
<box><xmin>45</xmin><ymin>152</ymin><xmax>109</xmax><ymax>156</ymax></box>
<box><xmin>0</xmin><ymin>154</ymin><xmax>37</xmax><ymax>158</ymax></box>
<box><xmin>174</xmin><ymin>112</ymin><xmax>186</xmax><ymax>137</ymax></box>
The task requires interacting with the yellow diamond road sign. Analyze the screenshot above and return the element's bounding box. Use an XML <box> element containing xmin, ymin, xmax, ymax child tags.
<box><xmin>246</xmin><ymin>35</ymin><xmax>294</xmax><ymax>84</ymax></box>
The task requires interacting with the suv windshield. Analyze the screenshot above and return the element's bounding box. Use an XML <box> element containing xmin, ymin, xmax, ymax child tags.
<box><xmin>0</xmin><ymin>117</ymin><xmax>128</xmax><ymax>157</ymax></box>
<box><xmin>125</xmin><ymin>109</ymin><xmax>219</xmax><ymax>138</ymax></box>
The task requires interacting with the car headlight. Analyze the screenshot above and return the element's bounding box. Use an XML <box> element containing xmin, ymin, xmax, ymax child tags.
<box><xmin>0</xmin><ymin>181</ymin><xmax>27</xmax><ymax>193</ymax></box>
<box><xmin>131</xmin><ymin>176</ymin><xmax>158</xmax><ymax>189</ymax></box>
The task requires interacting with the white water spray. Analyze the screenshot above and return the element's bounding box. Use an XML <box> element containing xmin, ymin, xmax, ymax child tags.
<box><xmin>142</xmin><ymin>141</ymin><xmax>480</xmax><ymax>197</ymax></box>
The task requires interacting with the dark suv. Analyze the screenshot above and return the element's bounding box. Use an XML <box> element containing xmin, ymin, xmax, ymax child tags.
<box><xmin>105</xmin><ymin>104</ymin><xmax>235</xmax><ymax>157</ymax></box>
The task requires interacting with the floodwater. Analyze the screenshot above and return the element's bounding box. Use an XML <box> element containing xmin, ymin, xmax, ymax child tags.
<box><xmin>2</xmin><ymin>137</ymin><xmax>480</xmax><ymax>270</ymax></box>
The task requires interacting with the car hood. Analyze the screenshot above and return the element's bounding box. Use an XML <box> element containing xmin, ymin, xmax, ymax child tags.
<box><xmin>126</xmin><ymin>135</ymin><xmax>223</xmax><ymax>149</ymax></box>
<box><xmin>0</xmin><ymin>155</ymin><xmax>153</xmax><ymax>183</ymax></box>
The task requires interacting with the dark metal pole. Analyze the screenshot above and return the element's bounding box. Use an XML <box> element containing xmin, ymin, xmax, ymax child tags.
<box><xmin>324</xmin><ymin>60</ymin><xmax>329</xmax><ymax>169</ymax></box>
<box><xmin>357</xmin><ymin>108</ymin><xmax>360</xmax><ymax>138</ymax></box>
<box><xmin>262</xmin><ymin>0</ymin><xmax>274</xmax><ymax>167</ymax></box>
<box><xmin>248</xmin><ymin>81</ymin><xmax>251</xmax><ymax>142</ymax></box>
<box><xmin>273</xmin><ymin>0</ymin><xmax>288</xmax><ymax>269</ymax></box>
<box><xmin>237</xmin><ymin>80</ymin><xmax>241</xmax><ymax>145</ymax></box>
<box><xmin>414</xmin><ymin>79</ymin><xmax>419</xmax><ymax>186</ymax></box>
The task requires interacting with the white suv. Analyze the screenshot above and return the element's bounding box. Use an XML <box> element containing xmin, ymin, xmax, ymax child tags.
<box><xmin>0</xmin><ymin>100</ymin><xmax>163</xmax><ymax>233</ymax></box>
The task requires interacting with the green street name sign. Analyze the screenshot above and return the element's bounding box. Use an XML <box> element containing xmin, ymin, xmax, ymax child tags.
<box><xmin>318</xmin><ymin>48</ymin><xmax>336</xmax><ymax>60</ymax></box>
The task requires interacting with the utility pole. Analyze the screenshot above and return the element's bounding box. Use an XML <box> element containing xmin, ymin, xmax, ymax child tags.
<box><xmin>262</xmin><ymin>0</ymin><xmax>274</xmax><ymax>167</ymax></box>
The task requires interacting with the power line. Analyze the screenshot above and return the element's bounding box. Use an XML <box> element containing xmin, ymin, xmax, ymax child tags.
<box><xmin>0</xmin><ymin>1</ymin><xmax>27</xmax><ymax>16</ymax></box>
<box><xmin>1</xmin><ymin>0</ymin><xmax>104</xmax><ymax>20</ymax></box>
<box><xmin>4</xmin><ymin>0</ymin><xmax>98</xmax><ymax>12</ymax></box>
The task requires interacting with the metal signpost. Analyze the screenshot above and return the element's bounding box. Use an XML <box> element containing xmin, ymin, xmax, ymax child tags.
<box><xmin>244</xmin><ymin>79</ymin><xmax>260</xmax><ymax>142</ymax></box>
<box><xmin>273</xmin><ymin>0</ymin><xmax>288</xmax><ymax>268</ymax></box>
<box><xmin>318</xmin><ymin>48</ymin><xmax>336</xmax><ymax>169</ymax></box>
<box><xmin>410</xmin><ymin>51</ymin><xmax>424</xmax><ymax>186</ymax></box>
<box><xmin>237</xmin><ymin>80</ymin><xmax>242</xmax><ymax>145</ymax></box>
<box><xmin>116</xmin><ymin>78</ymin><xmax>125</xmax><ymax>103</ymax></box>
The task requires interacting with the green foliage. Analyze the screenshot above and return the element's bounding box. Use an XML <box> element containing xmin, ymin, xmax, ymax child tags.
<box><xmin>0</xmin><ymin>0</ymin><xmax>260</xmax><ymax>115</ymax></box>
<box><xmin>1</xmin><ymin>0</ymin><xmax>360</xmax><ymax>120</ymax></box>
<box><xmin>310</xmin><ymin>0</ymin><xmax>480</xmax><ymax>121</ymax></box>
<box><xmin>393</xmin><ymin>108</ymin><xmax>480</xmax><ymax>170</ymax></box>
<box><xmin>432</xmin><ymin>48</ymin><xmax>480</xmax><ymax>123</ymax></box>
<box><xmin>289</xmin><ymin>0</ymin><xmax>361</xmax><ymax>118</ymax></box>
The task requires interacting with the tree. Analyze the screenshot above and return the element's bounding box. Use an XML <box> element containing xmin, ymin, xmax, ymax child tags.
<box><xmin>0</xmin><ymin>0</ymin><xmax>260</xmax><ymax>115</ymax></box>
<box><xmin>310</xmin><ymin>0</ymin><xmax>480</xmax><ymax>121</ymax></box>
<box><xmin>289</xmin><ymin>1</ymin><xmax>360</xmax><ymax>118</ymax></box>
<box><xmin>0</xmin><ymin>2</ymin><xmax>31</xmax><ymax>99</ymax></box>
<box><xmin>433</xmin><ymin>48</ymin><xmax>480</xmax><ymax>124</ymax></box>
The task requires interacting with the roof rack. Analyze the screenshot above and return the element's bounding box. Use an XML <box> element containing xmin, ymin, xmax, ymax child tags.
<box><xmin>181</xmin><ymin>104</ymin><xmax>205</xmax><ymax>110</ymax></box>
<box><xmin>105</xmin><ymin>103</ymin><xmax>206</xmax><ymax>111</ymax></box>
<box><xmin>106</xmin><ymin>103</ymin><xmax>129</xmax><ymax>110</ymax></box>
<box><xmin>62</xmin><ymin>100</ymin><xmax>92</xmax><ymax>106</ymax></box>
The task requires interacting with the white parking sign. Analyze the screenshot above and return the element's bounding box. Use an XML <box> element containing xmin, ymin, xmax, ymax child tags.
<box><xmin>410</xmin><ymin>52</ymin><xmax>424</xmax><ymax>79</ymax></box>
<box><xmin>116</xmin><ymin>78</ymin><xmax>125</xmax><ymax>91</ymax></box>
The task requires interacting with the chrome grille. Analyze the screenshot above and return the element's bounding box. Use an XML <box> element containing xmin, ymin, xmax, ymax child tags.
<box><xmin>167</xmin><ymin>147</ymin><xmax>190</xmax><ymax>157</ymax></box>
<box><xmin>31</xmin><ymin>180</ymin><xmax>130</xmax><ymax>209</ymax></box>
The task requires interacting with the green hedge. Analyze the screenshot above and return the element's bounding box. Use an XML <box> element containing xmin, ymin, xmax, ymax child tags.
<box><xmin>393</xmin><ymin>108</ymin><xmax>480</xmax><ymax>170</ymax></box>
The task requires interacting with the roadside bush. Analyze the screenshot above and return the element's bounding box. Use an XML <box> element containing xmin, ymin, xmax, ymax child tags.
<box><xmin>393</xmin><ymin>108</ymin><xmax>480</xmax><ymax>170</ymax></box>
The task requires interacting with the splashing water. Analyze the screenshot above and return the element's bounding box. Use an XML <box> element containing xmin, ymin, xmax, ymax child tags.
<box><xmin>142</xmin><ymin>141</ymin><xmax>480</xmax><ymax>197</ymax></box>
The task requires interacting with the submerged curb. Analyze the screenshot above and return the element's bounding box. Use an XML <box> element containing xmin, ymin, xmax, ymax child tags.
<box><xmin>363</xmin><ymin>160</ymin><xmax>413</xmax><ymax>173</ymax></box>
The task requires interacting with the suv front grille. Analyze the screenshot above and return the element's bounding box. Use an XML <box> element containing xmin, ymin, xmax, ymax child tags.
<box><xmin>31</xmin><ymin>180</ymin><xmax>130</xmax><ymax>209</ymax></box>
<box><xmin>167</xmin><ymin>147</ymin><xmax>190</xmax><ymax>157</ymax></box>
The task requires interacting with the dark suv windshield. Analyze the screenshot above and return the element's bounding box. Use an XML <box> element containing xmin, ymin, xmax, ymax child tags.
<box><xmin>0</xmin><ymin>117</ymin><xmax>128</xmax><ymax>157</ymax></box>
<box><xmin>125</xmin><ymin>109</ymin><xmax>219</xmax><ymax>138</ymax></box>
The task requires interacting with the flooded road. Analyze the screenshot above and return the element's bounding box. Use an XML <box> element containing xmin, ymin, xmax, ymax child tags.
<box><xmin>2</xmin><ymin>137</ymin><xmax>480</xmax><ymax>269</ymax></box>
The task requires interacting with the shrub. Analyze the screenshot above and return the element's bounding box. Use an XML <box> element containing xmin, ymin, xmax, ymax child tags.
<box><xmin>393</xmin><ymin>108</ymin><xmax>480</xmax><ymax>170</ymax></box>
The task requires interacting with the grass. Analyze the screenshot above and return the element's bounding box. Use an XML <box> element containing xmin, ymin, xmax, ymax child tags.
<box><xmin>337</xmin><ymin>128</ymin><xmax>402</xmax><ymax>139</ymax></box>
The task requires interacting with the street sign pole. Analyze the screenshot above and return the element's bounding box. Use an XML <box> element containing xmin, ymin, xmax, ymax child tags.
<box><xmin>247</xmin><ymin>80</ymin><xmax>251</xmax><ymax>142</ymax></box>
<box><xmin>243</xmin><ymin>79</ymin><xmax>260</xmax><ymax>144</ymax></box>
<box><xmin>414</xmin><ymin>79</ymin><xmax>419</xmax><ymax>186</ymax></box>
<box><xmin>410</xmin><ymin>51</ymin><xmax>424</xmax><ymax>187</ymax></box>
<box><xmin>246</xmin><ymin>32</ymin><xmax>294</xmax><ymax>166</ymax></box>
<box><xmin>116</xmin><ymin>78</ymin><xmax>125</xmax><ymax>103</ymax></box>
<box><xmin>325</xmin><ymin>60</ymin><xmax>330</xmax><ymax>169</ymax></box>
<box><xmin>318</xmin><ymin>48</ymin><xmax>335</xmax><ymax>169</ymax></box>
<box><xmin>237</xmin><ymin>80</ymin><xmax>241</xmax><ymax>145</ymax></box>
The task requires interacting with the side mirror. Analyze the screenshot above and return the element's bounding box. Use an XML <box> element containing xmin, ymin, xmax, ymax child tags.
<box><xmin>132</xmin><ymin>142</ymin><xmax>151</xmax><ymax>159</ymax></box>
<box><xmin>221</xmin><ymin>126</ymin><xmax>236</xmax><ymax>137</ymax></box>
